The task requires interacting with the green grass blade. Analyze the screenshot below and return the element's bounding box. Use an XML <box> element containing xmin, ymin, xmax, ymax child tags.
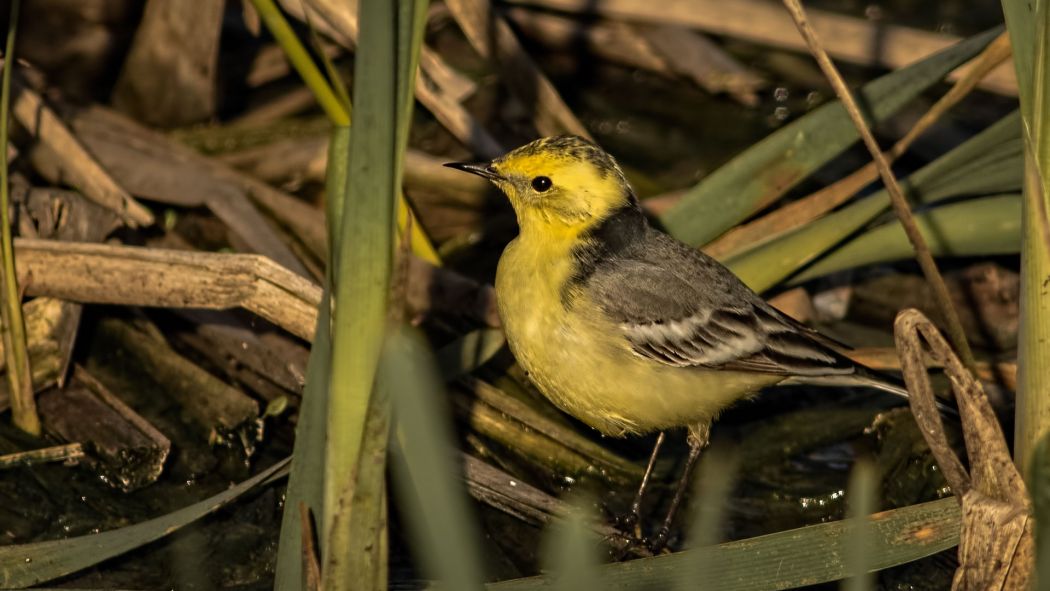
<box><xmin>273</xmin><ymin>126</ymin><xmax>349</xmax><ymax>589</ymax></box>
<box><xmin>249</xmin><ymin>0</ymin><xmax>351</xmax><ymax>126</ymax></box>
<box><xmin>488</xmin><ymin>497</ymin><xmax>960</xmax><ymax>590</ymax></box>
<box><xmin>674</xmin><ymin>448</ymin><xmax>735</xmax><ymax>591</ymax></box>
<box><xmin>387</xmin><ymin>327</ymin><xmax>485</xmax><ymax>591</ymax></box>
<box><xmin>251</xmin><ymin>0</ymin><xmax>440</xmax><ymax>265</ymax></box>
<box><xmin>726</xmin><ymin>111</ymin><xmax>1021</xmax><ymax>293</ymax></box>
<box><xmin>321</xmin><ymin>1</ymin><xmax>428</xmax><ymax>587</ymax></box>
<box><xmin>273</xmin><ymin>293</ymin><xmax>334</xmax><ymax>589</ymax></box>
<box><xmin>1032</xmin><ymin>433</ymin><xmax>1050</xmax><ymax>588</ymax></box>
<box><xmin>0</xmin><ymin>0</ymin><xmax>39</xmax><ymax>435</ymax></box>
<box><xmin>789</xmin><ymin>194</ymin><xmax>1021</xmax><ymax>282</ymax></box>
<box><xmin>323</xmin><ymin>0</ymin><xmax>399</xmax><ymax>541</ymax></box>
<box><xmin>842</xmin><ymin>461</ymin><xmax>877</xmax><ymax>591</ymax></box>
<box><xmin>0</xmin><ymin>457</ymin><xmax>289</xmax><ymax>589</ymax></box>
<box><xmin>660</xmin><ymin>27</ymin><xmax>1000</xmax><ymax>247</ymax></box>
<box><xmin>544</xmin><ymin>500</ymin><xmax>602</xmax><ymax>591</ymax></box>
<box><xmin>1003</xmin><ymin>0</ymin><xmax>1050</xmax><ymax>472</ymax></box>
<box><xmin>325</xmin><ymin>126</ymin><xmax>352</xmax><ymax>259</ymax></box>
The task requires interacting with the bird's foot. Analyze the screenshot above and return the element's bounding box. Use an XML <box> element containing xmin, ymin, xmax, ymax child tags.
<box><xmin>613</xmin><ymin>506</ymin><xmax>645</xmax><ymax>540</ymax></box>
<box><xmin>647</xmin><ymin>526</ymin><xmax>673</xmax><ymax>555</ymax></box>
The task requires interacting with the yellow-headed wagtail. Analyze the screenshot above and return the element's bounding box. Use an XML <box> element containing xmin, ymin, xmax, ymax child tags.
<box><xmin>447</xmin><ymin>135</ymin><xmax>913</xmax><ymax>550</ymax></box>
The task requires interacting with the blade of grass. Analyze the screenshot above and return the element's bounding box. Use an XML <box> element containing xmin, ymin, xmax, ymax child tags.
<box><xmin>488</xmin><ymin>497</ymin><xmax>960</xmax><ymax>590</ymax></box>
<box><xmin>273</xmin><ymin>295</ymin><xmax>333</xmax><ymax>588</ymax></box>
<box><xmin>1003</xmin><ymin>0</ymin><xmax>1050</xmax><ymax>473</ymax></box>
<box><xmin>0</xmin><ymin>457</ymin><xmax>289</xmax><ymax>589</ymax></box>
<box><xmin>789</xmin><ymin>194</ymin><xmax>1021</xmax><ymax>282</ymax></box>
<box><xmin>781</xmin><ymin>0</ymin><xmax>976</xmax><ymax>371</ymax></box>
<box><xmin>387</xmin><ymin>327</ymin><xmax>485</xmax><ymax>591</ymax></box>
<box><xmin>249</xmin><ymin>0</ymin><xmax>350</xmax><ymax>125</ymax></box>
<box><xmin>273</xmin><ymin>127</ymin><xmax>347</xmax><ymax>588</ymax></box>
<box><xmin>673</xmin><ymin>448</ymin><xmax>735</xmax><ymax>591</ymax></box>
<box><xmin>659</xmin><ymin>27</ymin><xmax>999</xmax><ymax>247</ymax></box>
<box><xmin>305</xmin><ymin>15</ymin><xmax>353</xmax><ymax>116</ymax></box>
<box><xmin>726</xmin><ymin>111</ymin><xmax>1021</xmax><ymax>293</ymax></box>
<box><xmin>544</xmin><ymin>499</ymin><xmax>602</xmax><ymax>591</ymax></box>
<box><xmin>842</xmin><ymin>461</ymin><xmax>876</xmax><ymax>591</ymax></box>
<box><xmin>0</xmin><ymin>0</ymin><xmax>38</xmax><ymax>435</ymax></box>
<box><xmin>704</xmin><ymin>32</ymin><xmax>1012</xmax><ymax>260</ymax></box>
<box><xmin>320</xmin><ymin>1</ymin><xmax>428</xmax><ymax>588</ymax></box>
<box><xmin>1033</xmin><ymin>433</ymin><xmax>1050</xmax><ymax>587</ymax></box>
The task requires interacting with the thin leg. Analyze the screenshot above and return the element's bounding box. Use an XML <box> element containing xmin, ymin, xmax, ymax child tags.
<box><xmin>618</xmin><ymin>431</ymin><xmax>666</xmax><ymax>535</ymax></box>
<box><xmin>649</xmin><ymin>424</ymin><xmax>710</xmax><ymax>553</ymax></box>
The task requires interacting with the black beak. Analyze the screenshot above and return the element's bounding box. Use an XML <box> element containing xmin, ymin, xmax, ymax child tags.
<box><xmin>443</xmin><ymin>161</ymin><xmax>501</xmax><ymax>181</ymax></box>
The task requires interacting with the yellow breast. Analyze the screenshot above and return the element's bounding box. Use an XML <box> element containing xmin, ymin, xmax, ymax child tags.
<box><xmin>495</xmin><ymin>235</ymin><xmax>780</xmax><ymax>437</ymax></box>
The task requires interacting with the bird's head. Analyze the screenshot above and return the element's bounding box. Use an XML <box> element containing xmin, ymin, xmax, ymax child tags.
<box><xmin>446</xmin><ymin>136</ymin><xmax>637</xmax><ymax>236</ymax></box>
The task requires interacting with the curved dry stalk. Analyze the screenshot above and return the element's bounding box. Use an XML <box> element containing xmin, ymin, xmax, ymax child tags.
<box><xmin>781</xmin><ymin>0</ymin><xmax>977</xmax><ymax>373</ymax></box>
<box><xmin>894</xmin><ymin>308</ymin><xmax>1032</xmax><ymax>588</ymax></box>
<box><xmin>13</xmin><ymin>238</ymin><xmax>321</xmax><ymax>341</ymax></box>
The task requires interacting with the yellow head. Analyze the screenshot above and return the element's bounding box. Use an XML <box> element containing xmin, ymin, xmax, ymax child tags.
<box><xmin>446</xmin><ymin>136</ymin><xmax>636</xmax><ymax>237</ymax></box>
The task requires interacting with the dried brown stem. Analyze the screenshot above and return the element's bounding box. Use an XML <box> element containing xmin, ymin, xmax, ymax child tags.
<box><xmin>0</xmin><ymin>442</ymin><xmax>83</xmax><ymax>469</ymax></box>
<box><xmin>781</xmin><ymin>0</ymin><xmax>977</xmax><ymax>374</ymax></box>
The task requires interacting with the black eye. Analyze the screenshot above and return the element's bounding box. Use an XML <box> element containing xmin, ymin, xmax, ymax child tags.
<box><xmin>531</xmin><ymin>176</ymin><xmax>552</xmax><ymax>192</ymax></box>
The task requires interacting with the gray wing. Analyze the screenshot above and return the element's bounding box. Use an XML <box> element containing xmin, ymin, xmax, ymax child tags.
<box><xmin>581</xmin><ymin>232</ymin><xmax>856</xmax><ymax>377</ymax></box>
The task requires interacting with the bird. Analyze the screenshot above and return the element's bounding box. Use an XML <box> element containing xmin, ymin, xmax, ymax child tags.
<box><xmin>446</xmin><ymin>135</ymin><xmax>917</xmax><ymax>550</ymax></box>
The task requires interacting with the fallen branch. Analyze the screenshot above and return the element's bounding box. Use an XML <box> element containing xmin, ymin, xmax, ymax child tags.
<box><xmin>13</xmin><ymin>238</ymin><xmax>321</xmax><ymax>341</ymax></box>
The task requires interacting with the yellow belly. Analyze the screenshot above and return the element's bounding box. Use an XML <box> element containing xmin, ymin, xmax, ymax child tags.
<box><xmin>495</xmin><ymin>238</ymin><xmax>781</xmax><ymax>437</ymax></box>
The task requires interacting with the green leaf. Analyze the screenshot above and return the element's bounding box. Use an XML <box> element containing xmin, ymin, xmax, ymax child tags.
<box><xmin>674</xmin><ymin>449</ymin><xmax>736</xmax><ymax>591</ymax></box>
<box><xmin>543</xmin><ymin>499</ymin><xmax>603</xmax><ymax>591</ymax></box>
<box><xmin>789</xmin><ymin>194</ymin><xmax>1021</xmax><ymax>283</ymax></box>
<box><xmin>387</xmin><ymin>327</ymin><xmax>485</xmax><ymax>591</ymax></box>
<box><xmin>0</xmin><ymin>457</ymin><xmax>289</xmax><ymax>589</ymax></box>
<box><xmin>487</xmin><ymin>497</ymin><xmax>960</xmax><ymax>591</ymax></box>
<box><xmin>660</xmin><ymin>27</ymin><xmax>1001</xmax><ymax>247</ymax></box>
<box><xmin>319</xmin><ymin>0</ymin><xmax>429</xmax><ymax>588</ymax></box>
<box><xmin>1031</xmin><ymin>433</ymin><xmax>1050</xmax><ymax>585</ymax></box>
<box><xmin>272</xmin><ymin>131</ymin><xmax>345</xmax><ymax>589</ymax></box>
<box><xmin>248</xmin><ymin>0</ymin><xmax>350</xmax><ymax>126</ymax></box>
<box><xmin>843</xmin><ymin>462</ymin><xmax>877</xmax><ymax>591</ymax></box>
<box><xmin>726</xmin><ymin>111</ymin><xmax>1021</xmax><ymax>293</ymax></box>
<box><xmin>1002</xmin><ymin>0</ymin><xmax>1050</xmax><ymax>470</ymax></box>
